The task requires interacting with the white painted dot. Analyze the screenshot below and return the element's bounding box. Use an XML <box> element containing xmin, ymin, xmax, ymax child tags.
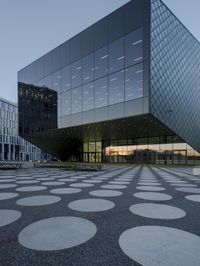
<box><xmin>92</xmin><ymin>177</ymin><xmax>108</xmax><ymax>180</ymax></box>
<box><xmin>58</xmin><ymin>178</ymin><xmax>77</xmax><ymax>182</ymax></box>
<box><xmin>41</xmin><ymin>181</ymin><xmax>65</xmax><ymax>186</ymax></box>
<box><xmin>50</xmin><ymin>188</ymin><xmax>81</xmax><ymax>194</ymax></box>
<box><xmin>129</xmin><ymin>203</ymin><xmax>186</xmax><ymax>219</ymax></box>
<box><xmin>136</xmin><ymin>186</ymin><xmax>166</xmax><ymax>191</ymax></box>
<box><xmin>16</xmin><ymin>195</ymin><xmax>61</xmax><ymax>206</ymax></box>
<box><xmin>0</xmin><ymin>193</ymin><xmax>19</xmax><ymax>200</ymax></box>
<box><xmin>185</xmin><ymin>195</ymin><xmax>200</xmax><ymax>203</ymax></box>
<box><xmin>82</xmin><ymin>180</ymin><xmax>102</xmax><ymax>183</ymax></box>
<box><xmin>18</xmin><ymin>216</ymin><xmax>97</xmax><ymax>251</ymax></box>
<box><xmin>36</xmin><ymin>178</ymin><xmax>55</xmax><ymax>181</ymax></box>
<box><xmin>0</xmin><ymin>184</ymin><xmax>17</xmax><ymax>189</ymax></box>
<box><xmin>109</xmin><ymin>181</ymin><xmax>130</xmax><ymax>185</ymax></box>
<box><xmin>0</xmin><ymin>179</ymin><xmax>15</xmax><ymax>183</ymax></box>
<box><xmin>101</xmin><ymin>184</ymin><xmax>127</xmax><ymax>189</ymax></box>
<box><xmin>137</xmin><ymin>182</ymin><xmax>161</xmax><ymax>186</ymax></box>
<box><xmin>176</xmin><ymin>188</ymin><xmax>200</xmax><ymax>193</ymax></box>
<box><xmin>170</xmin><ymin>183</ymin><xmax>197</xmax><ymax>187</ymax></box>
<box><xmin>70</xmin><ymin>183</ymin><xmax>94</xmax><ymax>188</ymax></box>
<box><xmin>68</xmin><ymin>198</ymin><xmax>115</xmax><ymax>212</ymax></box>
<box><xmin>89</xmin><ymin>189</ymin><xmax>123</xmax><ymax>197</ymax></box>
<box><xmin>16</xmin><ymin>186</ymin><xmax>47</xmax><ymax>192</ymax></box>
<box><xmin>119</xmin><ymin>226</ymin><xmax>200</xmax><ymax>266</ymax></box>
<box><xmin>134</xmin><ymin>192</ymin><xmax>172</xmax><ymax>201</ymax></box>
<box><xmin>0</xmin><ymin>210</ymin><xmax>21</xmax><ymax>226</ymax></box>
<box><xmin>16</xmin><ymin>180</ymin><xmax>40</xmax><ymax>184</ymax></box>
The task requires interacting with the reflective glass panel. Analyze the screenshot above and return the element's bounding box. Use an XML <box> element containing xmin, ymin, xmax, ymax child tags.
<box><xmin>109</xmin><ymin>37</ymin><xmax>124</xmax><ymax>73</ymax></box>
<box><xmin>61</xmin><ymin>90</ymin><xmax>71</xmax><ymax>116</ymax></box>
<box><xmin>95</xmin><ymin>46</ymin><xmax>109</xmax><ymax>79</ymax></box>
<box><xmin>125</xmin><ymin>63</ymin><xmax>143</xmax><ymax>101</ymax></box>
<box><xmin>58</xmin><ymin>93</ymin><xmax>62</xmax><ymax>117</ymax></box>
<box><xmin>82</xmin><ymin>82</ymin><xmax>94</xmax><ymax>111</ymax></box>
<box><xmin>71</xmin><ymin>60</ymin><xmax>82</xmax><ymax>88</ymax></box>
<box><xmin>52</xmin><ymin>70</ymin><xmax>62</xmax><ymax>92</ymax></box>
<box><xmin>82</xmin><ymin>54</ymin><xmax>94</xmax><ymax>84</ymax></box>
<box><xmin>109</xmin><ymin>70</ymin><xmax>124</xmax><ymax>105</ymax></box>
<box><xmin>71</xmin><ymin>86</ymin><xmax>81</xmax><ymax>113</ymax></box>
<box><xmin>125</xmin><ymin>27</ymin><xmax>143</xmax><ymax>67</ymax></box>
<box><xmin>95</xmin><ymin>77</ymin><xmax>108</xmax><ymax>108</ymax></box>
<box><xmin>61</xmin><ymin>65</ymin><xmax>71</xmax><ymax>91</ymax></box>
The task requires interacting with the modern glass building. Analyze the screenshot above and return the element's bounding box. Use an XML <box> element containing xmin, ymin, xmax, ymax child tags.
<box><xmin>18</xmin><ymin>0</ymin><xmax>200</xmax><ymax>165</ymax></box>
<box><xmin>0</xmin><ymin>98</ymin><xmax>50</xmax><ymax>161</ymax></box>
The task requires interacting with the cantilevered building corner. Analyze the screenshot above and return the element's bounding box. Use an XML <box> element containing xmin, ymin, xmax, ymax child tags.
<box><xmin>18</xmin><ymin>0</ymin><xmax>200</xmax><ymax>165</ymax></box>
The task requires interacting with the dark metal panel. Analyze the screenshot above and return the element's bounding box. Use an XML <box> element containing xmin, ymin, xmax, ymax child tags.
<box><xmin>108</xmin><ymin>103</ymin><xmax>124</xmax><ymax>120</ymax></box>
<box><xmin>125</xmin><ymin>98</ymin><xmax>144</xmax><ymax>117</ymax></box>
<box><xmin>94</xmin><ymin>107</ymin><xmax>108</xmax><ymax>122</ymax></box>
<box><xmin>70</xmin><ymin>35</ymin><xmax>81</xmax><ymax>62</ymax></box>
<box><xmin>94</xmin><ymin>18</ymin><xmax>108</xmax><ymax>50</ymax></box>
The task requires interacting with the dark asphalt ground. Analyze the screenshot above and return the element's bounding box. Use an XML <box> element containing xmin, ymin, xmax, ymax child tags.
<box><xmin>0</xmin><ymin>165</ymin><xmax>199</xmax><ymax>266</ymax></box>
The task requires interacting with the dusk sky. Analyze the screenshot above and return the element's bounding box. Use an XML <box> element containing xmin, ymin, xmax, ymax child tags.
<box><xmin>0</xmin><ymin>0</ymin><xmax>200</xmax><ymax>103</ymax></box>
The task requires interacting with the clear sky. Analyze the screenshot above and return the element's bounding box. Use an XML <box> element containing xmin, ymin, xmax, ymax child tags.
<box><xmin>0</xmin><ymin>0</ymin><xmax>200</xmax><ymax>103</ymax></box>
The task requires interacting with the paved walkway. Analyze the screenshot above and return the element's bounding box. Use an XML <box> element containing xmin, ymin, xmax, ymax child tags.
<box><xmin>0</xmin><ymin>166</ymin><xmax>200</xmax><ymax>266</ymax></box>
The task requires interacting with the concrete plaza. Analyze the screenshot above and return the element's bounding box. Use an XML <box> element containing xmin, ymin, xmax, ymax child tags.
<box><xmin>0</xmin><ymin>165</ymin><xmax>200</xmax><ymax>265</ymax></box>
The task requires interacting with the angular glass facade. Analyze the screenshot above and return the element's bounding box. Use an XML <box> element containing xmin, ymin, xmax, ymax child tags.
<box><xmin>18</xmin><ymin>0</ymin><xmax>200</xmax><ymax>165</ymax></box>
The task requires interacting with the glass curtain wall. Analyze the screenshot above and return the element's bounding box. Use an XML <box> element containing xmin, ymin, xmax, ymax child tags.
<box><xmin>103</xmin><ymin>136</ymin><xmax>200</xmax><ymax>165</ymax></box>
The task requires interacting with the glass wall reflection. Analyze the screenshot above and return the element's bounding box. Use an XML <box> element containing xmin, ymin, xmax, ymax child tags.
<box><xmin>103</xmin><ymin>136</ymin><xmax>200</xmax><ymax>165</ymax></box>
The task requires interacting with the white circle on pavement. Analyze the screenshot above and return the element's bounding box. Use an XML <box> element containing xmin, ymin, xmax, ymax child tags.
<box><xmin>16</xmin><ymin>195</ymin><xmax>61</xmax><ymax>206</ymax></box>
<box><xmin>18</xmin><ymin>216</ymin><xmax>97</xmax><ymax>251</ymax></box>
<box><xmin>129</xmin><ymin>203</ymin><xmax>186</xmax><ymax>219</ymax></box>
<box><xmin>70</xmin><ymin>183</ymin><xmax>94</xmax><ymax>188</ymax></box>
<box><xmin>89</xmin><ymin>189</ymin><xmax>123</xmax><ymax>197</ymax></box>
<box><xmin>170</xmin><ymin>183</ymin><xmax>197</xmax><ymax>187</ymax></box>
<box><xmin>119</xmin><ymin>226</ymin><xmax>200</xmax><ymax>266</ymax></box>
<box><xmin>109</xmin><ymin>181</ymin><xmax>130</xmax><ymax>185</ymax></box>
<box><xmin>16</xmin><ymin>180</ymin><xmax>39</xmax><ymax>184</ymax></box>
<box><xmin>101</xmin><ymin>184</ymin><xmax>127</xmax><ymax>190</ymax></box>
<box><xmin>137</xmin><ymin>182</ymin><xmax>161</xmax><ymax>186</ymax></box>
<box><xmin>136</xmin><ymin>186</ymin><xmax>166</xmax><ymax>192</ymax></box>
<box><xmin>185</xmin><ymin>195</ymin><xmax>200</xmax><ymax>203</ymax></box>
<box><xmin>50</xmin><ymin>188</ymin><xmax>82</xmax><ymax>194</ymax></box>
<box><xmin>36</xmin><ymin>178</ymin><xmax>55</xmax><ymax>181</ymax></box>
<box><xmin>41</xmin><ymin>181</ymin><xmax>65</xmax><ymax>186</ymax></box>
<box><xmin>134</xmin><ymin>192</ymin><xmax>172</xmax><ymax>201</ymax></box>
<box><xmin>0</xmin><ymin>193</ymin><xmax>19</xmax><ymax>200</ymax></box>
<box><xmin>0</xmin><ymin>209</ymin><xmax>22</xmax><ymax>226</ymax></box>
<box><xmin>0</xmin><ymin>179</ymin><xmax>16</xmax><ymax>183</ymax></box>
<box><xmin>0</xmin><ymin>184</ymin><xmax>17</xmax><ymax>189</ymax></box>
<box><xmin>68</xmin><ymin>198</ymin><xmax>115</xmax><ymax>212</ymax></box>
<box><xmin>16</xmin><ymin>186</ymin><xmax>47</xmax><ymax>192</ymax></box>
<box><xmin>58</xmin><ymin>178</ymin><xmax>77</xmax><ymax>182</ymax></box>
<box><xmin>175</xmin><ymin>188</ymin><xmax>200</xmax><ymax>193</ymax></box>
<box><xmin>82</xmin><ymin>180</ymin><xmax>102</xmax><ymax>184</ymax></box>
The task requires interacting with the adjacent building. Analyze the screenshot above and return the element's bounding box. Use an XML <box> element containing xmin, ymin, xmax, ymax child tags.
<box><xmin>18</xmin><ymin>0</ymin><xmax>200</xmax><ymax>165</ymax></box>
<box><xmin>0</xmin><ymin>98</ymin><xmax>50</xmax><ymax>161</ymax></box>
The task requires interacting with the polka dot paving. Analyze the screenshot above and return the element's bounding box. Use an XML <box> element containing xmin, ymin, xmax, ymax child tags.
<box><xmin>0</xmin><ymin>166</ymin><xmax>199</xmax><ymax>265</ymax></box>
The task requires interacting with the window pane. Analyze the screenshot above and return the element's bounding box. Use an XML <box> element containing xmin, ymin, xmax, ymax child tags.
<box><xmin>83</xmin><ymin>82</ymin><xmax>94</xmax><ymax>111</ymax></box>
<box><xmin>109</xmin><ymin>37</ymin><xmax>124</xmax><ymax>73</ymax></box>
<box><xmin>82</xmin><ymin>54</ymin><xmax>94</xmax><ymax>84</ymax></box>
<box><xmin>52</xmin><ymin>70</ymin><xmax>62</xmax><ymax>92</ymax></box>
<box><xmin>125</xmin><ymin>63</ymin><xmax>143</xmax><ymax>101</ymax></box>
<box><xmin>109</xmin><ymin>70</ymin><xmax>124</xmax><ymax>105</ymax></box>
<box><xmin>61</xmin><ymin>65</ymin><xmax>71</xmax><ymax>91</ymax></box>
<box><xmin>58</xmin><ymin>93</ymin><xmax>62</xmax><ymax>117</ymax></box>
<box><xmin>71</xmin><ymin>87</ymin><xmax>81</xmax><ymax>113</ymax></box>
<box><xmin>95</xmin><ymin>77</ymin><xmax>108</xmax><ymax>108</ymax></box>
<box><xmin>61</xmin><ymin>90</ymin><xmax>71</xmax><ymax>116</ymax></box>
<box><xmin>125</xmin><ymin>27</ymin><xmax>143</xmax><ymax>67</ymax></box>
<box><xmin>95</xmin><ymin>46</ymin><xmax>109</xmax><ymax>79</ymax></box>
<box><xmin>71</xmin><ymin>60</ymin><xmax>81</xmax><ymax>88</ymax></box>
